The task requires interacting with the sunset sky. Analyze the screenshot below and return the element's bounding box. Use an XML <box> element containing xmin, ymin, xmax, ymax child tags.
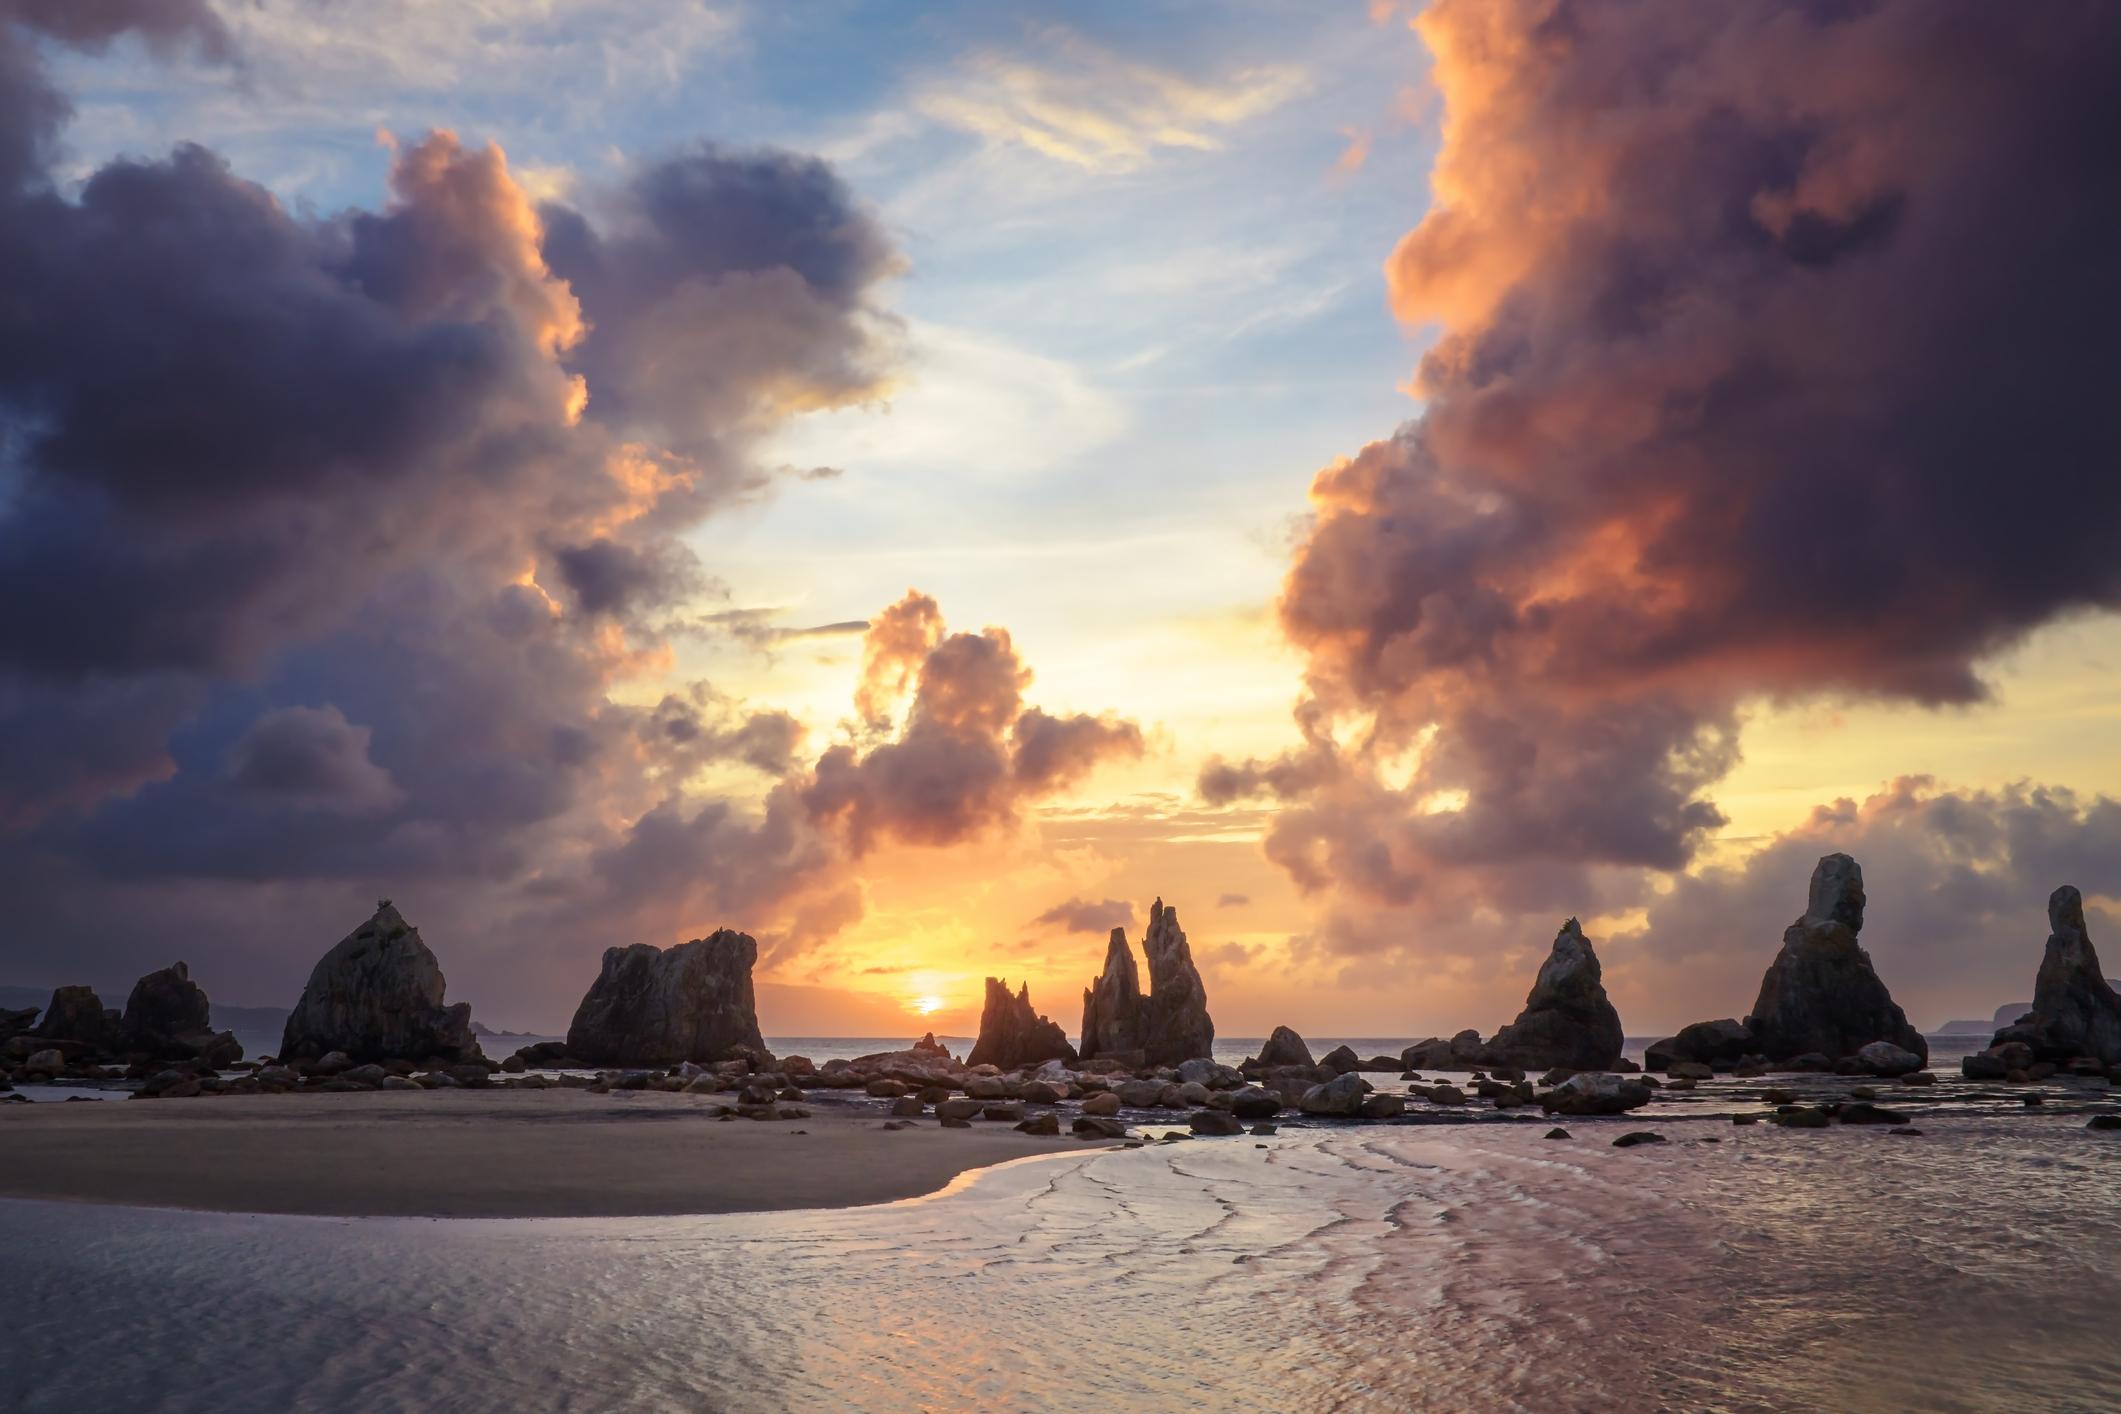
<box><xmin>5</xmin><ymin>0</ymin><xmax>2120</xmax><ymax>1041</ymax></box>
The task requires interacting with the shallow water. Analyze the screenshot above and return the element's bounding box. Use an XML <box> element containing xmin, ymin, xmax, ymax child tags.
<box><xmin>3</xmin><ymin>1113</ymin><xmax>2116</xmax><ymax>1413</ymax></box>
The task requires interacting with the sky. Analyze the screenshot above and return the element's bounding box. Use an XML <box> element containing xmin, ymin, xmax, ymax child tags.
<box><xmin>4</xmin><ymin>0</ymin><xmax>2121</xmax><ymax>1040</ymax></box>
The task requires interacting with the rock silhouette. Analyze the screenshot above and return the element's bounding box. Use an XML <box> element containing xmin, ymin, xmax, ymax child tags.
<box><xmin>120</xmin><ymin>962</ymin><xmax>241</xmax><ymax>1065</ymax></box>
<box><xmin>966</xmin><ymin>978</ymin><xmax>1076</xmax><ymax>1070</ymax></box>
<box><xmin>280</xmin><ymin>902</ymin><xmax>481</xmax><ymax>1064</ymax></box>
<box><xmin>1744</xmin><ymin>854</ymin><xmax>1926</xmax><ymax>1065</ymax></box>
<box><xmin>564</xmin><ymin>931</ymin><xmax>767</xmax><ymax>1066</ymax></box>
<box><xmin>1253</xmin><ymin>1026</ymin><xmax>1314</xmax><ymax>1068</ymax></box>
<box><xmin>1138</xmin><ymin>899</ymin><xmax>1214</xmax><ymax>1065</ymax></box>
<box><xmin>33</xmin><ymin>985</ymin><xmax>119</xmax><ymax>1054</ymax></box>
<box><xmin>1484</xmin><ymin>918</ymin><xmax>1625</xmax><ymax>1070</ymax></box>
<box><xmin>1991</xmin><ymin>886</ymin><xmax>2121</xmax><ymax>1063</ymax></box>
<box><xmin>1079</xmin><ymin>926</ymin><xmax>1144</xmax><ymax>1059</ymax></box>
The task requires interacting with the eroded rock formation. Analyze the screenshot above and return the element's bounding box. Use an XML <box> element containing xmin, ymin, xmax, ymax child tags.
<box><xmin>1485</xmin><ymin>918</ymin><xmax>1625</xmax><ymax>1070</ymax></box>
<box><xmin>1079</xmin><ymin>926</ymin><xmax>1144</xmax><ymax>1060</ymax></box>
<box><xmin>33</xmin><ymin>985</ymin><xmax>119</xmax><ymax>1054</ymax></box>
<box><xmin>1744</xmin><ymin>854</ymin><xmax>1927</xmax><ymax>1065</ymax></box>
<box><xmin>1991</xmin><ymin>885</ymin><xmax>2121</xmax><ymax>1063</ymax></box>
<box><xmin>1138</xmin><ymin>899</ymin><xmax>1214</xmax><ymax>1065</ymax></box>
<box><xmin>121</xmin><ymin>961</ymin><xmax>241</xmax><ymax>1065</ymax></box>
<box><xmin>280</xmin><ymin>902</ymin><xmax>481</xmax><ymax>1064</ymax></box>
<box><xmin>564</xmin><ymin>930</ymin><xmax>767</xmax><ymax>1066</ymax></box>
<box><xmin>966</xmin><ymin>978</ymin><xmax>1076</xmax><ymax>1070</ymax></box>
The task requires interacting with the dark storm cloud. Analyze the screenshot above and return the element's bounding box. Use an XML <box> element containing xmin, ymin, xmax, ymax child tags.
<box><xmin>0</xmin><ymin>8</ymin><xmax>910</xmax><ymax>1010</ymax></box>
<box><xmin>1206</xmin><ymin>0</ymin><xmax>2121</xmax><ymax>953</ymax></box>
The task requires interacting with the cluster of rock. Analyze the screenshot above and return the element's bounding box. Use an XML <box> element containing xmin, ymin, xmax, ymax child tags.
<box><xmin>1</xmin><ymin>961</ymin><xmax>242</xmax><ymax>1091</ymax></box>
<box><xmin>1075</xmin><ymin>899</ymin><xmax>1214</xmax><ymax>1066</ymax></box>
<box><xmin>1964</xmin><ymin>886</ymin><xmax>2121</xmax><ymax>1082</ymax></box>
<box><xmin>1644</xmin><ymin>854</ymin><xmax>1930</xmax><ymax>1078</ymax></box>
<box><xmin>1400</xmin><ymin>918</ymin><xmax>1627</xmax><ymax>1072</ymax></box>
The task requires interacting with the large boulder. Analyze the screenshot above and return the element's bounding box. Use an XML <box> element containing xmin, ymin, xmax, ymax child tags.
<box><xmin>1540</xmin><ymin>1072</ymin><xmax>1653</xmax><ymax>1116</ymax></box>
<box><xmin>1401</xmin><ymin>1030</ymin><xmax>1489</xmax><ymax>1071</ymax></box>
<box><xmin>120</xmin><ymin>962</ymin><xmax>242</xmax><ymax>1065</ymax></box>
<box><xmin>1644</xmin><ymin>1018</ymin><xmax>1756</xmax><ymax>1071</ymax></box>
<box><xmin>33</xmin><ymin>986</ymin><xmax>119</xmax><ymax>1054</ymax></box>
<box><xmin>564</xmin><ymin>931</ymin><xmax>766</xmax><ymax>1066</ymax></box>
<box><xmin>1992</xmin><ymin>886</ymin><xmax>2121</xmax><ymax>1063</ymax></box>
<box><xmin>1298</xmin><ymin>1072</ymin><xmax>1372</xmax><ymax>1115</ymax></box>
<box><xmin>280</xmin><ymin>902</ymin><xmax>482</xmax><ymax>1064</ymax></box>
<box><xmin>1138</xmin><ymin>899</ymin><xmax>1214</xmax><ymax>1066</ymax></box>
<box><xmin>1484</xmin><ymin>918</ymin><xmax>1625</xmax><ymax>1070</ymax></box>
<box><xmin>1253</xmin><ymin>1025</ymin><xmax>1314</xmax><ymax>1068</ymax></box>
<box><xmin>1743</xmin><ymin>854</ymin><xmax>1927</xmax><ymax>1066</ymax></box>
<box><xmin>1079</xmin><ymin>926</ymin><xmax>1144</xmax><ymax>1060</ymax></box>
<box><xmin>965</xmin><ymin>978</ymin><xmax>1076</xmax><ymax>1070</ymax></box>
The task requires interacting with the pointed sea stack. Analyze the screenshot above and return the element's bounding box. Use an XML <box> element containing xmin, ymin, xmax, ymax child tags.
<box><xmin>565</xmin><ymin>931</ymin><xmax>767</xmax><ymax>1066</ymax></box>
<box><xmin>1991</xmin><ymin>886</ymin><xmax>2121</xmax><ymax>1063</ymax></box>
<box><xmin>1139</xmin><ymin>899</ymin><xmax>1214</xmax><ymax>1065</ymax></box>
<box><xmin>1744</xmin><ymin>854</ymin><xmax>1926</xmax><ymax>1065</ymax></box>
<box><xmin>966</xmin><ymin>978</ymin><xmax>1076</xmax><ymax>1070</ymax></box>
<box><xmin>1080</xmin><ymin>926</ymin><xmax>1145</xmax><ymax>1060</ymax></box>
<box><xmin>1485</xmin><ymin>918</ymin><xmax>1625</xmax><ymax>1070</ymax></box>
<box><xmin>121</xmin><ymin>961</ymin><xmax>241</xmax><ymax>1065</ymax></box>
<box><xmin>280</xmin><ymin>902</ymin><xmax>482</xmax><ymax>1064</ymax></box>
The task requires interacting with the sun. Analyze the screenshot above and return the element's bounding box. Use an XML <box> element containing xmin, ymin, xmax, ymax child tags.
<box><xmin>911</xmin><ymin>995</ymin><xmax>945</xmax><ymax>1016</ymax></box>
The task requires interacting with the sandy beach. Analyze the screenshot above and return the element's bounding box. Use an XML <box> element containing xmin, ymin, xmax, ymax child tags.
<box><xmin>0</xmin><ymin>1090</ymin><xmax>1113</xmax><ymax>1218</ymax></box>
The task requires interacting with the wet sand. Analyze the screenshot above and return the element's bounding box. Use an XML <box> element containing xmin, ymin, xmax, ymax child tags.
<box><xmin>0</xmin><ymin>1090</ymin><xmax>1110</xmax><ymax>1218</ymax></box>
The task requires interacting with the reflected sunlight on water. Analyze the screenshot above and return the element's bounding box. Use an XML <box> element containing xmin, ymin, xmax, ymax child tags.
<box><xmin>3</xmin><ymin>1115</ymin><xmax>2117</xmax><ymax>1413</ymax></box>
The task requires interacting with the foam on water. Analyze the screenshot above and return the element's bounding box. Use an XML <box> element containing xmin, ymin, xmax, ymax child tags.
<box><xmin>3</xmin><ymin>1114</ymin><xmax>2117</xmax><ymax>1413</ymax></box>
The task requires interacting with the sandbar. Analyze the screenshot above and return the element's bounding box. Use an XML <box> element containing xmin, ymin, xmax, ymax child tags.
<box><xmin>0</xmin><ymin>1089</ymin><xmax>1112</xmax><ymax>1219</ymax></box>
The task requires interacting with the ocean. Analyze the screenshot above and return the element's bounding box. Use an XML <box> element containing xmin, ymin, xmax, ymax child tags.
<box><xmin>2</xmin><ymin>1108</ymin><xmax>2116</xmax><ymax>1412</ymax></box>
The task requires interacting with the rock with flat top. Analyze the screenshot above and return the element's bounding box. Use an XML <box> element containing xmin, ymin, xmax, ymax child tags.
<box><xmin>120</xmin><ymin>962</ymin><xmax>242</xmax><ymax>1065</ymax></box>
<box><xmin>280</xmin><ymin>903</ymin><xmax>481</xmax><ymax>1065</ymax></box>
<box><xmin>563</xmin><ymin>930</ymin><xmax>765</xmax><ymax>1067</ymax></box>
<box><xmin>1646</xmin><ymin>1019</ymin><xmax>1756</xmax><ymax>1072</ymax></box>
<box><xmin>1484</xmin><ymin>918</ymin><xmax>1625</xmax><ymax>1070</ymax></box>
<box><xmin>966</xmin><ymin>978</ymin><xmax>1076</xmax><ymax>1070</ymax></box>
<box><xmin>1540</xmin><ymin>1072</ymin><xmax>1652</xmax><ymax>1116</ymax></box>
<box><xmin>1744</xmin><ymin>855</ymin><xmax>1927</xmax><ymax>1066</ymax></box>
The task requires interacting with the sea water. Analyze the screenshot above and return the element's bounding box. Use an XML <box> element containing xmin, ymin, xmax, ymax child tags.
<box><xmin>3</xmin><ymin>1112</ymin><xmax>2116</xmax><ymax>1413</ymax></box>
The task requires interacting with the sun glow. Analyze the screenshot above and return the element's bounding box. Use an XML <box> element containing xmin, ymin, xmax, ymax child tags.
<box><xmin>910</xmin><ymin>995</ymin><xmax>946</xmax><ymax>1016</ymax></box>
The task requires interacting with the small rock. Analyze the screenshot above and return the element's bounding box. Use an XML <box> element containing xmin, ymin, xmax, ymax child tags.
<box><xmin>1612</xmin><ymin>1131</ymin><xmax>1665</xmax><ymax>1148</ymax></box>
<box><xmin>1889</xmin><ymin>1126</ymin><xmax>1924</xmax><ymax>1136</ymax></box>
<box><xmin>1544</xmin><ymin>1127</ymin><xmax>1571</xmax><ymax>1140</ymax></box>
<box><xmin>1014</xmin><ymin>1113</ymin><xmax>1060</xmax><ymax>1136</ymax></box>
<box><xmin>1080</xmin><ymin>1091</ymin><xmax>1122</xmax><ymax>1116</ymax></box>
<box><xmin>1072</xmin><ymin>1115</ymin><xmax>1129</xmax><ymax>1138</ymax></box>
<box><xmin>1188</xmin><ymin>1109</ymin><xmax>1245</xmax><ymax>1136</ymax></box>
<box><xmin>2085</xmin><ymin>1115</ymin><xmax>2121</xmax><ymax>1131</ymax></box>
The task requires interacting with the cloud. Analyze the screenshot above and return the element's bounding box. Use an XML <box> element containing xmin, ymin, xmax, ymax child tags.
<box><xmin>1208</xmin><ymin>0</ymin><xmax>2121</xmax><ymax>950</ymax></box>
<box><xmin>1031</xmin><ymin>896</ymin><xmax>1134</xmax><ymax>934</ymax></box>
<box><xmin>803</xmin><ymin>593</ymin><xmax>1144</xmax><ymax>853</ymax></box>
<box><xmin>1217</xmin><ymin>892</ymin><xmax>1251</xmax><ymax>908</ymax></box>
<box><xmin>223</xmin><ymin>705</ymin><xmax>404</xmax><ymax>814</ymax></box>
<box><xmin>0</xmin><ymin>9</ymin><xmax>909</xmax><ymax>1007</ymax></box>
<box><xmin>917</xmin><ymin>29</ymin><xmax>1307</xmax><ymax>171</ymax></box>
<box><xmin>1619</xmin><ymin>778</ymin><xmax>2121</xmax><ymax>1030</ymax></box>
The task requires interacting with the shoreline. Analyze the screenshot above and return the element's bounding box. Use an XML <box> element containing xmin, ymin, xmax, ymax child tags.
<box><xmin>0</xmin><ymin>1090</ymin><xmax>1119</xmax><ymax>1220</ymax></box>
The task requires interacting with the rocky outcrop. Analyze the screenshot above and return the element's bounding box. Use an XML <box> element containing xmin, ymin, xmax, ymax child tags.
<box><xmin>564</xmin><ymin>931</ymin><xmax>767</xmax><ymax>1066</ymax></box>
<box><xmin>1079</xmin><ymin>927</ymin><xmax>1144</xmax><ymax>1060</ymax></box>
<box><xmin>1644</xmin><ymin>1018</ymin><xmax>1755</xmax><ymax>1071</ymax></box>
<box><xmin>1484</xmin><ymin>918</ymin><xmax>1625</xmax><ymax>1070</ymax></box>
<box><xmin>1401</xmin><ymin>1030</ymin><xmax>1489</xmax><ymax>1071</ymax></box>
<box><xmin>1253</xmin><ymin>1026</ymin><xmax>1314</xmax><ymax>1068</ymax></box>
<box><xmin>280</xmin><ymin>902</ymin><xmax>481</xmax><ymax>1065</ymax></box>
<box><xmin>0</xmin><ymin>1006</ymin><xmax>36</xmax><ymax>1046</ymax></box>
<box><xmin>1991</xmin><ymin>886</ymin><xmax>2121</xmax><ymax>1063</ymax></box>
<box><xmin>1138</xmin><ymin>899</ymin><xmax>1214</xmax><ymax>1065</ymax></box>
<box><xmin>33</xmin><ymin>986</ymin><xmax>119</xmax><ymax>1053</ymax></box>
<box><xmin>120</xmin><ymin>962</ymin><xmax>242</xmax><ymax>1065</ymax></box>
<box><xmin>965</xmin><ymin>978</ymin><xmax>1076</xmax><ymax>1070</ymax></box>
<box><xmin>1743</xmin><ymin>854</ymin><xmax>1927</xmax><ymax>1065</ymax></box>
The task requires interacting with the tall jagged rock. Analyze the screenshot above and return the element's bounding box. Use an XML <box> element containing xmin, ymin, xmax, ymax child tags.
<box><xmin>280</xmin><ymin>902</ymin><xmax>481</xmax><ymax>1064</ymax></box>
<box><xmin>1485</xmin><ymin>918</ymin><xmax>1625</xmax><ymax>1069</ymax></box>
<box><xmin>1139</xmin><ymin>899</ymin><xmax>1214</xmax><ymax>1066</ymax></box>
<box><xmin>1992</xmin><ymin>885</ymin><xmax>2121</xmax><ymax>1063</ymax></box>
<box><xmin>565</xmin><ymin>931</ymin><xmax>767</xmax><ymax>1066</ymax></box>
<box><xmin>33</xmin><ymin>985</ymin><xmax>119</xmax><ymax>1053</ymax></box>
<box><xmin>966</xmin><ymin>978</ymin><xmax>1076</xmax><ymax>1070</ymax></box>
<box><xmin>1744</xmin><ymin>854</ymin><xmax>1926</xmax><ymax>1064</ymax></box>
<box><xmin>1079</xmin><ymin>926</ymin><xmax>1144</xmax><ymax>1059</ymax></box>
<box><xmin>121</xmin><ymin>961</ymin><xmax>241</xmax><ymax>1065</ymax></box>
